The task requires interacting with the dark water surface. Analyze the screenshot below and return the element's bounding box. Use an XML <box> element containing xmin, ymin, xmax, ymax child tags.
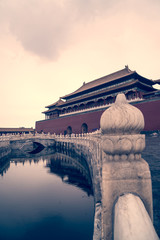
<box><xmin>0</xmin><ymin>156</ymin><xmax>94</xmax><ymax>240</ymax></box>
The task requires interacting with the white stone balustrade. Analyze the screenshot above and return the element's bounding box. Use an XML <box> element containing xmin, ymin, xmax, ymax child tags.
<box><xmin>114</xmin><ymin>193</ymin><xmax>159</xmax><ymax>240</ymax></box>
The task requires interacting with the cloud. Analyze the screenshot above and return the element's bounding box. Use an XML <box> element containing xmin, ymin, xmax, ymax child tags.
<box><xmin>0</xmin><ymin>0</ymin><xmax>160</xmax><ymax>60</ymax></box>
<box><xmin>0</xmin><ymin>0</ymin><xmax>119</xmax><ymax>60</ymax></box>
<box><xmin>0</xmin><ymin>0</ymin><xmax>73</xmax><ymax>59</ymax></box>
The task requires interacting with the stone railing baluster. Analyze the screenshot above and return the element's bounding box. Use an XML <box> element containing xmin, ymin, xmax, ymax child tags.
<box><xmin>100</xmin><ymin>93</ymin><xmax>155</xmax><ymax>240</ymax></box>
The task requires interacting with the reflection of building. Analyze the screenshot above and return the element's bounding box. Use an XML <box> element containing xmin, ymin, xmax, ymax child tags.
<box><xmin>0</xmin><ymin>159</ymin><xmax>10</xmax><ymax>176</ymax></box>
<box><xmin>36</xmin><ymin>66</ymin><xmax>160</xmax><ymax>134</ymax></box>
<box><xmin>0</xmin><ymin>127</ymin><xmax>34</xmax><ymax>135</ymax></box>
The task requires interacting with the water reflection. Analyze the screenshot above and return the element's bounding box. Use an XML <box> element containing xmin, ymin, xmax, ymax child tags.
<box><xmin>46</xmin><ymin>153</ymin><xmax>93</xmax><ymax>196</ymax></box>
<box><xmin>0</xmin><ymin>158</ymin><xmax>10</xmax><ymax>176</ymax></box>
<box><xmin>0</xmin><ymin>155</ymin><xmax>94</xmax><ymax>240</ymax></box>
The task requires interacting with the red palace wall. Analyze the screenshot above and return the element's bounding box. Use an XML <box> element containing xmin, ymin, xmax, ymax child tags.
<box><xmin>36</xmin><ymin>110</ymin><xmax>103</xmax><ymax>134</ymax></box>
<box><xmin>35</xmin><ymin>99</ymin><xmax>160</xmax><ymax>134</ymax></box>
<box><xmin>135</xmin><ymin>100</ymin><xmax>160</xmax><ymax>131</ymax></box>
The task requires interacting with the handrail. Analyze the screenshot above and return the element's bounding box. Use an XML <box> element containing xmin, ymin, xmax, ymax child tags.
<box><xmin>0</xmin><ymin>129</ymin><xmax>101</xmax><ymax>142</ymax></box>
<box><xmin>114</xmin><ymin>193</ymin><xmax>159</xmax><ymax>240</ymax></box>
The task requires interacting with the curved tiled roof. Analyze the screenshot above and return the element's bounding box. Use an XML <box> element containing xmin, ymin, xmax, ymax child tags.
<box><xmin>155</xmin><ymin>79</ymin><xmax>160</xmax><ymax>84</ymax></box>
<box><xmin>43</xmin><ymin>79</ymin><xmax>155</xmax><ymax>114</ymax></box>
<box><xmin>60</xmin><ymin>80</ymin><xmax>154</xmax><ymax>106</ymax></box>
<box><xmin>46</xmin><ymin>99</ymin><xmax>65</xmax><ymax>108</ymax></box>
<box><xmin>44</xmin><ymin>67</ymin><xmax>156</xmax><ymax>113</ymax></box>
<box><xmin>61</xmin><ymin>67</ymin><xmax>134</xmax><ymax>99</ymax></box>
<box><xmin>61</xmin><ymin>67</ymin><xmax>155</xmax><ymax>100</ymax></box>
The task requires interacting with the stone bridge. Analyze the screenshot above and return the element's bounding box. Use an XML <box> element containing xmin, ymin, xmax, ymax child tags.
<box><xmin>0</xmin><ymin>93</ymin><xmax>159</xmax><ymax>240</ymax></box>
<box><xmin>0</xmin><ymin>135</ymin><xmax>55</xmax><ymax>158</ymax></box>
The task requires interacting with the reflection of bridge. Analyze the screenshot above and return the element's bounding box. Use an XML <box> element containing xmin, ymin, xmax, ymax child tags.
<box><xmin>0</xmin><ymin>94</ymin><xmax>159</xmax><ymax>240</ymax></box>
<box><xmin>46</xmin><ymin>153</ymin><xmax>93</xmax><ymax>196</ymax></box>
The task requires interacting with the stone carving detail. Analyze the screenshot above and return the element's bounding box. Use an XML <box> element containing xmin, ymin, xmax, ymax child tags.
<box><xmin>100</xmin><ymin>93</ymin><xmax>144</xmax><ymax>135</ymax></box>
<box><xmin>102</xmin><ymin>135</ymin><xmax>145</xmax><ymax>155</ymax></box>
<box><xmin>100</xmin><ymin>93</ymin><xmax>145</xmax><ymax>159</ymax></box>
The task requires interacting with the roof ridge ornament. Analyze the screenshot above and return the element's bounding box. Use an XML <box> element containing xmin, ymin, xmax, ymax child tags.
<box><xmin>125</xmin><ymin>65</ymin><xmax>128</xmax><ymax>69</ymax></box>
<box><xmin>125</xmin><ymin>64</ymin><xmax>132</xmax><ymax>72</ymax></box>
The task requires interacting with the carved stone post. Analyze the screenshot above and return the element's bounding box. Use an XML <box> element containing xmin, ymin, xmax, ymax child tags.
<box><xmin>100</xmin><ymin>93</ymin><xmax>153</xmax><ymax>240</ymax></box>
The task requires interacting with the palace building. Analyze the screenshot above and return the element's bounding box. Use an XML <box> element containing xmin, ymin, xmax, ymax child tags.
<box><xmin>0</xmin><ymin>127</ymin><xmax>34</xmax><ymax>135</ymax></box>
<box><xmin>35</xmin><ymin>66</ymin><xmax>160</xmax><ymax>134</ymax></box>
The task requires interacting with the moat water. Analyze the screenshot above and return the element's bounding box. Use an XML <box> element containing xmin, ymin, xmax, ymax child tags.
<box><xmin>142</xmin><ymin>133</ymin><xmax>160</xmax><ymax>238</ymax></box>
<box><xmin>0</xmin><ymin>134</ymin><xmax>160</xmax><ymax>239</ymax></box>
<box><xmin>0</xmin><ymin>155</ymin><xmax>94</xmax><ymax>240</ymax></box>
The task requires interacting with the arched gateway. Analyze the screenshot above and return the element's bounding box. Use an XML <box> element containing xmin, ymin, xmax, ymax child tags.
<box><xmin>81</xmin><ymin>123</ymin><xmax>88</xmax><ymax>133</ymax></box>
<box><xmin>67</xmin><ymin>126</ymin><xmax>72</xmax><ymax>135</ymax></box>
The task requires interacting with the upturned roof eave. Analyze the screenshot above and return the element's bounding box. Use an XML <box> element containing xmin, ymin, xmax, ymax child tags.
<box><xmin>45</xmin><ymin>99</ymin><xmax>65</xmax><ymax>109</ymax></box>
<box><xmin>136</xmin><ymin>80</ymin><xmax>156</xmax><ymax>91</ymax></box>
<box><xmin>154</xmin><ymin>79</ymin><xmax>160</xmax><ymax>84</ymax></box>
<box><xmin>42</xmin><ymin>108</ymin><xmax>61</xmax><ymax>114</ymax></box>
<box><xmin>143</xmin><ymin>89</ymin><xmax>160</xmax><ymax>95</ymax></box>
<box><xmin>134</xmin><ymin>72</ymin><xmax>155</xmax><ymax>86</ymax></box>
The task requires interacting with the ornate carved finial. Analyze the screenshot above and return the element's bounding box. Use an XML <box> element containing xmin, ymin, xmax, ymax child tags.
<box><xmin>100</xmin><ymin>93</ymin><xmax>144</xmax><ymax>135</ymax></box>
<box><xmin>100</xmin><ymin>93</ymin><xmax>145</xmax><ymax>159</ymax></box>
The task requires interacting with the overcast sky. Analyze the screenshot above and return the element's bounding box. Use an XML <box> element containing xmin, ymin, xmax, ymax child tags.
<box><xmin>0</xmin><ymin>0</ymin><xmax>160</xmax><ymax>128</ymax></box>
